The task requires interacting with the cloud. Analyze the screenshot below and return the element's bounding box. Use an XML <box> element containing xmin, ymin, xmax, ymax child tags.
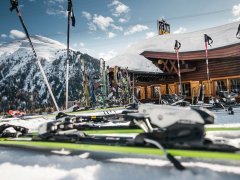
<box><xmin>173</xmin><ymin>27</ymin><xmax>187</xmax><ymax>34</ymax></box>
<box><xmin>29</xmin><ymin>0</ymin><xmax>36</xmax><ymax>2</ymax></box>
<box><xmin>72</xmin><ymin>42</ymin><xmax>90</xmax><ymax>53</ymax></box>
<box><xmin>110</xmin><ymin>24</ymin><xmax>123</xmax><ymax>31</ymax></box>
<box><xmin>1</xmin><ymin>34</ymin><xmax>8</xmax><ymax>38</ymax></box>
<box><xmin>99</xmin><ymin>50</ymin><xmax>118</xmax><ymax>61</ymax></box>
<box><xmin>109</xmin><ymin>0</ymin><xmax>130</xmax><ymax>17</ymax></box>
<box><xmin>46</xmin><ymin>5</ymin><xmax>67</xmax><ymax>16</ymax></box>
<box><xmin>92</xmin><ymin>15</ymin><xmax>114</xmax><ymax>31</ymax></box>
<box><xmin>233</xmin><ymin>4</ymin><xmax>240</xmax><ymax>16</ymax></box>
<box><xmin>44</xmin><ymin>0</ymin><xmax>67</xmax><ymax>17</ymax></box>
<box><xmin>232</xmin><ymin>4</ymin><xmax>240</xmax><ymax>21</ymax></box>
<box><xmin>9</xmin><ymin>30</ymin><xmax>26</xmax><ymax>39</ymax></box>
<box><xmin>108</xmin><ymin>32</ymin><xmax>117</xmax><ymax>39</ymax></box>
<box><xmin>87</xmin><ymin>22</ymin><xmax>97</xmax><ymax>31</ymax></box>
<box><xmin>47</xmin><ymin>0</ymin><xmax>66</xmax><ymax>4</ymax></box>
<box><xmin>124</xmin><ymin>24</ymin><xmax>149</xmax><ymax>36</ymax></box>
<box><xmin>119</xmin><ymin>18</ymin><xmax>127</xmax><ymax>23</ymax></box>
<box><xmin>79</xmin><ymin>42</ymin><xmax>85</xmax><ymax>47</ymax></box>
<box><xmin>82</xmin><ymin>11</ymin><xmax>92</xmax><ymax>20</ymax></box>
<box><xmin>145</xmin><ymin>32</ymin><xmax>156</xmax><ymax>39</ymax></box>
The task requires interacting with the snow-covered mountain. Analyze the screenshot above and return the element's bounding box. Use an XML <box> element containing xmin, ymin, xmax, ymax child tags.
<box><xmin>0</xmin><ymin>35</ymin><xmax>100</xmax><ymax>111</ymax></box>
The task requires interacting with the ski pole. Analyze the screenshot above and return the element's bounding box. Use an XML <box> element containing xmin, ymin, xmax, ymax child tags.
<box><xmin>204</xmin><ymin>34</ymin><xmax>213</xmax><ymax>104</ymax></box>
<box><xmin>174</xmin><ymin>40</ymin><xmax>182</xmax><ymax>95</ymax></box>
<box><xmin>144</xmin><ymin>138</ymin><xmax>185</xmax><ymax>170</ymax></box>
<box><xmin>10</xmin><ymin>0</ymin><xmax>59</xmax><ymax>112</ymax></box>
<box><xmin>236</xmin><ymin>24</ymin><xmax>240</xmax><ymax>39</ymax></box>
<box><xmin>66</xmin><ymin>0</ymin><xmax>75</xmax><ymax>110</ymax></box>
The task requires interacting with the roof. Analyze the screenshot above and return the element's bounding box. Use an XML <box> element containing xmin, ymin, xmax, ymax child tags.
<box><xmin>127</xmin><ymin>21</ymin><xmax>240</xmax><ymax>55</ymax></box>
<box><xmin>106</xmin><ymin>53</ymin><xmax>162</xmax><ymax>73</ymax></box>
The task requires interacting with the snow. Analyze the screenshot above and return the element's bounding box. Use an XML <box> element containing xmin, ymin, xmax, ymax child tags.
<box><xmin>0</xmin><ymin>146</ymin><xmax>240</xmax><ymax>180</ymax></box>
<box><xmin>0</xmin><ymin>35</ymin><xmax>66</xmax><ymax>62</ymax></box>
<box><xmin>107</xmin><ymin>22</ymin><xmax>240</xmax><ymax>73</ymax></box>
<box><xmin>127</xmin><ymin>21</ymin><xmax>240</xmax><ymax>54</ymax></box>
<box><xmin>0</xmin><ymin>110</ymin><xmax>240</xmax><ymax>179</ymax></box>
<box><xmin>106</xmin><ymin>53</ymin><xmax>162</xmax><ymax>73</ymax></box>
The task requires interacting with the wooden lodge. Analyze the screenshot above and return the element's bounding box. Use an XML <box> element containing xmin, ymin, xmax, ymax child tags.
<box><xmin>129</xmin><ymin>21</ymin><xmax>240</xmax><ymax>103</ymax></box>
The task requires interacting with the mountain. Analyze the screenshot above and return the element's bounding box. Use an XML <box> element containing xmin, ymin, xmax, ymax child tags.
<box><xmin>0</xmin><ymin>35</ymin><xmax>100</xmax><ymax>112</ymax></box>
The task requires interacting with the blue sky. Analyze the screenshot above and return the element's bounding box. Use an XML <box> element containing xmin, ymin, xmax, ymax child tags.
<box><xmin>1</xmin><ymin>0</ymin><xmax>240</xmax><ymax>60</ymax></box>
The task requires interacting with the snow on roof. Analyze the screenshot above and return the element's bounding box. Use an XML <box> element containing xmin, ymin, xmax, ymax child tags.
<box><xmin>127</xmin><ymin>21</ymin><xmax>240</xmax><ymax>54</ymax></box>
<box><xmin>106</xmin><ymin>53</ymin><xmax>162</xmax><ymax>73</ymax></box>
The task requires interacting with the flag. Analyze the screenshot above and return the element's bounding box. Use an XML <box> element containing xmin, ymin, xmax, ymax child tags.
<box><xmin>68</xmin><ymin>0</ymin><xmax>75</xmax><ymax>27</ymax></box>
<box><xmin>204</xmin><ymin>34</ymin><xmax>213</xmax><ymax>46</ymax></box>
<box><xmin>236</xmin><ymin>24</ymin><xmax>240</xmax><ymax>39</ymax></box>
<box><xmin>10</xmin><ymin>0</ymin><xmax>18</xmax><ymax>12</ymax></box>
<box><xmin>174</xmin><ymin>40</ymin><xmax>181</xmax><ymax>50</ymax></box>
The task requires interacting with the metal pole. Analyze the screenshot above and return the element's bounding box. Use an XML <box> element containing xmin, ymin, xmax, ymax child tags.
<box><xmin>100</xmin><ymin>58</ymin><xmax>106</xmax><ymax>107</ymax></box>
<box><xmin>132</xmin><ymin>73</ymin><xmax>135</xmax><ymax>103</ymax></box>
<box><xmin>13</xmin><ymin>6</ymin><xmax>59</xmax><ymax>112</ymax></box>
<box><xmin>176</xmin><ymin>49</ymin><xmax>182</xmax><ymax>95</ymax></box>
<box><xmin>205</xmin><ymin>42</ymin><xmax>211</xmax><ymax>103</ymax></box>
<box><xmin>66</xmin><ymin>9</ymin><xmax>71</xmax><ymax>110</ymax></box>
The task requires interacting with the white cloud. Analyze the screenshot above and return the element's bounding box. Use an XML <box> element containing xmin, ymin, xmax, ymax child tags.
<box><xmin>145</xmin><ymin>32</ymin><xmax>156</xmax><ymax>39</ymax></box>
<box><xmin>45</xmin><ymin>0</ymin><xmax>67</xmax><ymax>17</ymax></box>
<box><xmin>108</xmin><ymin>32</ymin><xmax>117</xmax><ymax>39</ymax></box>
<box><xmin>99</xmin><ymin>50</ymin><xmax>118</xmax><ymax>61</ymax></box>
<box><xmin>1</xmin><ymin>34</ymin><xmax>8</xmax><ymax>38</ymax></box>
<box><xmin>110</xmin><ymin>24</ymin><xmax>123</xmax><ymax>31</ymax></box>
<box><xmin>233</xmin><ymin>4</ymin><xmax>240</xmax><ymax>16</ymax></box>
<box><xmin>92</xmin><ymin>15</ymin><xmax>114</xmax><ymax>31</ymax></box>
<box><xmin>173</xmin><ymin>27</ymin><xmax>187</xmax><ymax>34</ymax></box>
<box><xmin>47</xmin><ymin>0</ymin><xmax>66</xmax><ymax>4</ymax></box>
<box><xmin>29</xmin><ymin>0</ymin><xmax>36</xmax><ymax>2</ymax></box>
<box><xmin>88</xmin><ymin>22</ymin><xmax>97</xmax><ymax>31</ymax></box>
<box><xmin>109</xmin><ymin>0</ymin><xmax>130</xmax><ymax>17</ymax></box>
<box><xmin>119</xmin><ymin>18</ymin><xmax>127</xmax><ymax>23</ymax></box>
<box><xmin>82</xmin><ymin>11</ymin><xmax>92</xmax><ymax>20</ymax></box>
<box><xmin>233</xmin><ymin>17</ymin><xmax>240</xmax><ymax>22</ymax></box>
<box><xmin>232</xmin><ymin>4</ymin><xmax>240</xmax><ymax>21</ymax></box>
<box><xmin>9</xmin><ymin>30</ymin><xmax>26</xmax><ymax>39</ymax></box>
<box><xmin>72</xmin><ymin>42</ymin><xmax>90</xmax><ymax>53</ymax></box>
<box><xmin>46</xmin><ymin>6</ymin><xmax>67</xmax><ymax>17</ymax></box>
<box><xmin>73</xmin><ymin>42</ymin><xmax>85</xmax><ymax>48</ymax></box>
<box><xmin>124</xmin><ymin>24</ymin><xmax>149</xmax><ymax>36</ymax></box>
<box><xmin>79</xmin><ymin>42</ymin><xmax>85</xmax><ymax>47</ymax></box>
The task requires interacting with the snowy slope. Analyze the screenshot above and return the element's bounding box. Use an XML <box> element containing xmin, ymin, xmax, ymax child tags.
<box><xmin>127</xmin><ymin>21</ymin><xmax>240</xmax><ymax>54</ymax></box>
<box><xmin>106</xmin><ymin>53</ymin><xmax>162</xmax><ymax>73</ymax></box>
<box><xmin>0</xmin><ymin>36</ymin><xmax>100</xmax><ymax>109</ymax></box>
<box><xmin>0</xmin><ymin>35</ymin><xmax>66</xmax><ymax>61</ymax></box>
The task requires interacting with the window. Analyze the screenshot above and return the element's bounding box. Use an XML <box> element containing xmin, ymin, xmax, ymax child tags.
<box><xmin>214</xmin><ymin>80</ymin><xmax>227</xmax><ymax>96</ymax></box>
<box><xmin>177</xmin><ymin>82</ymin><xmax>191</xmax><ymax>96</ymax></box>
<box><xmin>152</xmin><ymin>86</ymin><xmax>160</xmax><ymax>98</ymax></box>
<box><xmin>182</xmin><ymin>83</ymin><xmax>191</xmax><ymax>96</ymax></box>
<box><xmin>230</xmin><ymin>79</ymin><xmax>240</xmax><ymax>94</ymax></box>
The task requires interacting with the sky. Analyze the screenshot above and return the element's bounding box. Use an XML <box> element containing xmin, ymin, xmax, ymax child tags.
<box><xmin>0</xmin><ymin>0</ymin><xmax>240</xmax><ymax>60</ymax></box>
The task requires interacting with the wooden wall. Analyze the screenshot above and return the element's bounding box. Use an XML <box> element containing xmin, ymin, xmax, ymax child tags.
<box><xmin>167</xmin><ymin>57</ymin><xmax>240</xmax><ymax>83</ymax></box>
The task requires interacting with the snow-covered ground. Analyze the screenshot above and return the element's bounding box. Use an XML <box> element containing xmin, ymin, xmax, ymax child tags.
<box><xmin>0</xmin><ymin>146</ymin><xmax>240</xmax><ymax>180</ymax></box>
<box><xmin>0</xmin><ymin>111</ymin><xmax>240</xmax><ymax>180</ymax></box>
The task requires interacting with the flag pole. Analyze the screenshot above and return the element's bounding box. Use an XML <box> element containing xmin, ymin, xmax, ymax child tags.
<box><xmin>10</xmin><ymin>0</ymin><xmax>59</xmax><ymax>112</ymax></box>
<box><xmin>174</xmin><ymin>40</ymin><xmax>182</xmax><ymax>95</ymax></box>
